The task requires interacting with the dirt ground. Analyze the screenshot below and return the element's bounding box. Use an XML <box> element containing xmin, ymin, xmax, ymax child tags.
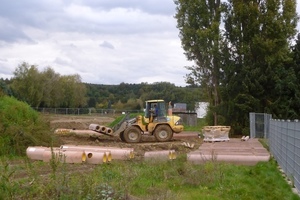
<box><xmin>49</xmin><ymin>115</ymin><xmax>202</xmax><ymax>158</ymax></box>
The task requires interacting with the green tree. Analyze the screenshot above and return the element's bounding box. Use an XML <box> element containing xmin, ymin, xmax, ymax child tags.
<box><xmin>174</xmin><ymin>0</ymin><xmax>222</xmax><ymax>125</ymax></box>
<box><xmin>174</xmin><ymin>0</ymin><xmax>298</xmax><ymax>134</ymax></box>
<box><xmin>60</xmin><ymin>74</ymin><xmax>87</xmax><ymax>108</ymax></box>
<box><xmin>221</xmin><ymin>0</ymin><xmax>298</xmax><ymax>132</ymax></box>
<box><xmin>11</xmin><ymin>63</ymin><xmax>87</xmax><ymax>108</ymax></box>
<box><xmin>11</xmin><ymin>62</ymin><xmax>44</xmax><ymax>107</ymax></box>
<box><xmin>41</xmin><ymin>67</ymin><xmax>64</xmax><ymax>107</ymax></box>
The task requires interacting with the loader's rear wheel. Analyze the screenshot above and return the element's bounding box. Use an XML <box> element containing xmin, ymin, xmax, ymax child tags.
<box><xmin>154</xmin><ymin>125</ymin><xmax>173</xmax><ymax>142</ymax></box>
<box><xmin>123</xmin><ymin>126</ymin><xmax>142</xmax><ymax>143</ymax></box>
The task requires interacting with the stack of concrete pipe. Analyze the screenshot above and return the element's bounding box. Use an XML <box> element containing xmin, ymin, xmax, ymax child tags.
<box><xmin>89</xmin><ymin>124</ymin><xmax>113</xmax><ymax>135</ymax></box>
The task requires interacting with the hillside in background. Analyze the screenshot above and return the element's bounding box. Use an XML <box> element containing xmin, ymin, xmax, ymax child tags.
<box><xmin>85</xmin><ymin>82</ymin><xmax>206</xmax><ymax>111</ymax></box>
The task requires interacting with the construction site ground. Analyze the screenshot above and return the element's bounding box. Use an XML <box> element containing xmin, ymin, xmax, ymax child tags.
<box><xmin>49</xmin><ymin>115</ymin><xmax>270</xmax><ymax>163</ymax></box>
<box><xmin>3</xmin><ymin>115</ymin><xmax>271</xmax><ymax>183</ymax></box>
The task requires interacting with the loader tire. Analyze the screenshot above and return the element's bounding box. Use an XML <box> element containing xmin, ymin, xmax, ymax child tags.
<box><xmin>154</xmin><ymin>125</ymin><xmax>173</xmax><ymax>142</ymax></box>
<box><xmin>123</xmin><ymin>126</ymin><xmax>142</xmax><ymax>143</ymax></box>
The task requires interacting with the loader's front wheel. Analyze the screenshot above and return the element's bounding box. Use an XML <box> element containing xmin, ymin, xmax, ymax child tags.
<box><xmin>123</xmin><ymin>126</ymin><xmax>142</xmax><ymax>143</ymax></box>
<box><xmin>154</xmin><ymin>125</ymin><xmax>173</xmax><ymax>142</ymax></box>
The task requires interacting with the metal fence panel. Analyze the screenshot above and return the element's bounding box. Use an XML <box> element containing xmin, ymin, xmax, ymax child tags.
<box><xmin>249</xmin><ymin>113</ymin><xmax>271</xmax><ymax>138</ymax></box>
<box><xmin>251</xmin><ymin>113</ymin><xmax>299</xmax><ymax>193</ymax></box>
<box><xmin>269</xmin><ymin>119</ymin><xmax>300</xmax><ymax>194</ymax></box>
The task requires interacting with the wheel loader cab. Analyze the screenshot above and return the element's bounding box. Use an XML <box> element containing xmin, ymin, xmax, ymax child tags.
<box><xmin>144</xmin><ymin>100</ymin><xmax>167</xmax><ymax>123</ymax></box>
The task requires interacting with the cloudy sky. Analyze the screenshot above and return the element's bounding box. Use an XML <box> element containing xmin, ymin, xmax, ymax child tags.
<box><xmin>0</xmin><ymin>1</ymin><xmax>300</xmax><ymax>87</ymax></box>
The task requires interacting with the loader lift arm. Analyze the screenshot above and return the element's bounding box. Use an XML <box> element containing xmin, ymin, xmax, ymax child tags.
<box><xmin>112</xmin><ymin>113</ymin><xmax>136</xmax><ymax>137</ymax></box>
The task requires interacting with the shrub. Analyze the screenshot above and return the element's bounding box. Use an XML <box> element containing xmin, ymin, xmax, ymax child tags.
<box><xmin>0</xmin><ymin>96</ymin><xmax>60</xmax><ymax>156</ymax></box>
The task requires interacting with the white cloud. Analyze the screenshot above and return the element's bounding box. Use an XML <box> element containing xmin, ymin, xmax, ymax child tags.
<box><xmin>99</xmin><ymin>41</ymin><xmax>115</xmax><ymax>49</ymax></box>
<box><xmin>0</xmin><ymin>1</ymin><xmax>187</xmax><ymax>86</ymax></box>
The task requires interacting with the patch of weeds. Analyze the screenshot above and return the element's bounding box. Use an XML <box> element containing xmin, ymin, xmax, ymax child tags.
<box><xmin>84</xmin><ymin>183</ymin><xmax>125</xmax><ymax>200</ymax></box>
<box><xmin>0</xmin><ymin>159</ymin><xmax>19</xmax><ymax>200</ymax></box>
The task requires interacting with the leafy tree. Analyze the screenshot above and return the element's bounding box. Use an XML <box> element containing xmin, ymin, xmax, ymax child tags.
<box><xmin>10</xmin><ymin>62</ymin><xmax>87</xmax><ymax>108</ymax></box>
<box><xmin>174</xmin><ymin>0</ymin><xmax>223</xmax><ymax>125</ymax></box>
<box><xmin>11</xmin><ymin>62</ymin><xmax>44</xmax><ymax>107</ymax></box>
<box><xmin>40</xmin><ymin>67</ymin><xmax>64</xmax><ymax>107</ymax></box>
<box><xmin>60</xmin><ymin>74</ymin><xmax>87</xmax><ymax>108</ymax></box>
<box><xmin>174</xmin><ymin>0</ymin><xmax>298</xmax><ymax>134</ymax></box>
<box><xmin>221</xmin><ymin>0</ymin><xmax>298</xmax><ymax>132</ymax></box>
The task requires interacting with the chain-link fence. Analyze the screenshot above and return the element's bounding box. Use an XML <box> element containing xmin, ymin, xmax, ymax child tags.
<box><xmin>33</xmin><ymin>107</ymin><xmax>198</xmax><ymax>126</ymax></box>
<box><xmin>33</xmin><ymin>107</ymin><xmax>142</xmax><ymax>116</ymax></box>
<box><xmin>250</xmin><ymin>113</ymin><xmax>300</xmax><ymax>193</ymax></box>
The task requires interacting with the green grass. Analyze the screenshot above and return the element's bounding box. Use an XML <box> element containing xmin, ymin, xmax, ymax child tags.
<box><xmin>184</xmin><ymin>118</ymin><xmax>207</xmax><ymax>131</ymax></box>
<box><xmin>0</xmin><ymin>156</ymin><xmax>298</xmax><ymax>200</ymax></box>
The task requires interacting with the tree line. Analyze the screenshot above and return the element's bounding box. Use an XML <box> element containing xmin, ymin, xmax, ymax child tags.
<box><xmin>174</xmin><ymin>0</ymin><xmax>300</xmax><ymax>133</ymax></box>
<box><xmin>5</xmin><ymin>62</ymin><xmax>87</xmax><ymax>108</ymax></box>
<box><xmin>0</xmin><ymin>62</ymin><xmax>206</xmax><ymax>111</ymax></box>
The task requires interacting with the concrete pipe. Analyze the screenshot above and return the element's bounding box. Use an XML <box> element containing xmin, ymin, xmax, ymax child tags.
<box><xmin>170</xmin><ymin>150</ymin><xmax>176</xmax><ymax>160</ymax></box>
<box><xmin>60</xmin><ymin>145</ymin><xmax>134</xmax><ymax>160</ymax></box>
<box><xmin>99</xmin><ymin>126</ymin><xmax>107</xmax><ymax>133</ymax></box>
<box><xmin>60</xmin><ymin>150</ymin><xmax>86</xmax><ymax>163</ymax></box>
<box><xmin>89</xmin><ymin>124</ymin><xmax>101</xmax><ymax>131</ymax></box>
<box><xmin>60</xmin><ymin>146</ymin><xmax>110</xmax><ymax>161</ymax></box>
<box><xmin>89</xmin><ymin>147</ymin><xmax>134</xmax><ymax>160</ymax></box>
<box><xmin>107</xmin><ymin>149</ymin><xmax>133</xmax><ymax>160</ymax></box>
<box><xmin>73</xmin><ymin>130</ymin><xmax>102</xmax><ymax>138</ymax></box>
<box><xmin>26</xmin><ymin>146</ymin><xmax>50</xmax><ymax>160</ymax></box>
<box><xmin>94</xmin><ymin>146</ymin><xmax>134</xmax><ymax>160</ymax></box>
<box><xmin>85</xmin><ymin>151</ymin><xmax>107</xmax><ymax>164</ymax></box>
<box><xmin>187</xmin><ymin>153</ymin><xmax>270</xmax><ymax>166</ymax></box>
<box><xmin>42</xmin><ymin>149</ymin><xmax>62</xmax><ymax>162</ymax></box>
<box><xmin>106</xmin><ymin>127</ymin><xmax>113</xmax><ymax>135</ymax></box>
<box><xmin>54</xmin><ymin>129</ymin><xmax>71</xmax><ymax>135</ymax></box>
<box><xmin>144</xmin><ymin>150</ymin><xmax>176</xmax><ymax>160</ymax></box>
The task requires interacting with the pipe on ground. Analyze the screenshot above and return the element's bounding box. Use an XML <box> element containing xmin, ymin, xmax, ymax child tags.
<box><xmin>60</xmin><ymin>150</ymin><xmax>87</xmax><ymax>163</ymax></box>
<box><xmin>85</xmin><ymin>151</ymin><xmax>108</xmax><ymax>164</ymax></box>
<box><xmin>60</xmin><ymin>145</ymin><xmax>133</xmax><ymax>160</ymax></box>
<box><xmin>187</xmin><ymin>153</ymin><xmax>270</xmax><ymax>165</ymax></box>
<box><xmin>73</xmin><ymin>130</ymin><xmax>102</xmax><ymax>138</ymax></box>
<box><xmin>26</xmin><ymin>146</ymin><xmax>50</xmax><ymax>160</ymax></box>
<box><xmin>144</xmin><ymin>150</ymin><xmax>176</xmax><ymax>160</ymax></box>
<box><xmin>42</xmin><ymin>149</ymin><xmax>61</xmax><ymax>162</ymax></box>
<box><xmin>54</xmin><ymin>129</ymin><xmax>71</xmax><ymax>135</ymax></box>
<box><xmin>60</xmin><ymin>146</ymin><xmax>111</xmax><ymax>162</ymax></box>
<box><xmin>42</xmin><ymin>149</ymin><xmax>86</xmax><ymax>163</ymax></box>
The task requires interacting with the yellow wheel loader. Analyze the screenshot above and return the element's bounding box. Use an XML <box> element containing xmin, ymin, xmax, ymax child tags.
<box><xmin>90</xmin><ymin>99</ymin><xmax>184</xmax><ymax>143</ymax></box>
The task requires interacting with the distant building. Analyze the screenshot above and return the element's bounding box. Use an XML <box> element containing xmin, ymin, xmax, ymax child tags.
<box><xmin>195</xmin><ymin>102</ymin><xmax>209</xmax><ymax>118</ymax></box>
<box><xmin>173</xmin><ymin>103</ymin><xmax>187</xmax><ymax>112</ymax></box>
